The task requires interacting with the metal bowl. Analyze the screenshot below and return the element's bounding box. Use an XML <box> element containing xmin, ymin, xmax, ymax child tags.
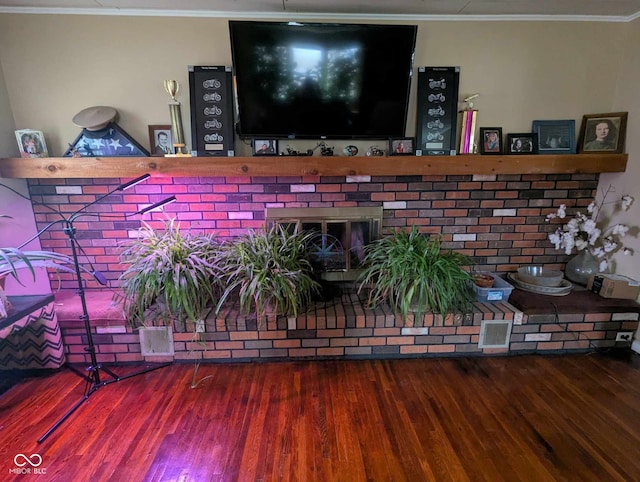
<box><xmin>517</xmin><ymin>266</ymin><xmax>564</xmax><ymax>287</ymax></box>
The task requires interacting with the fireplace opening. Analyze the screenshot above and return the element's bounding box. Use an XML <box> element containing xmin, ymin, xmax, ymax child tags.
<box><xmin>266</xmin><ymin>207</ymin><xmax>383</xmax><ymax>283</ymax></box>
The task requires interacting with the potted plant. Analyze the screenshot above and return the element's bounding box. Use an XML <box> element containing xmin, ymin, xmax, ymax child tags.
<box><xmin>117</xmin><ymin>218</ymin><xmax>221</xmax><ymax>332</ymax></box>
<box><xmin>0</xmin><ymin>247</ymin><xmax>96</xmax><ymax>318</ymax></box>
<box><xmin>216</xmin><ymin>225</ymin><xmax>320</xmax><ymax>319</ymax></box>
<box><xmin>357</xmin><ymin>226</ymin><xmax>475</xmax><ymax>322</ymax></box>
<box><xmin>0</xmin><ymin>247</ymin><xmax>90</xmax><ymax>281</ymax></box>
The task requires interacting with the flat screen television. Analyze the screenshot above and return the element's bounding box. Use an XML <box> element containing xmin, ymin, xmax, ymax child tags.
<box><xmin>229</xmin><ymin>21</ymin><xmax>417</xmax><ymax>140</ymax></box>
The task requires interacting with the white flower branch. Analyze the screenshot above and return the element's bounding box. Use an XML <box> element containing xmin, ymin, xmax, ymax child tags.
<box><xmin>545</xmin><ymin>184</ymin><xmax>634</xmax><ymax>272</ymax></box>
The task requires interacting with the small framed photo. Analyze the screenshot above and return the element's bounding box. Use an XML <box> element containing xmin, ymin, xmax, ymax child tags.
<box><xmin>253</xmin><ymin>139</ymin><xmax>278</xmax><ymax>156</ymax></box>
<box><xmin>479</xmin><ymin>127</ymin><xmax>503</xmax><ymax>155</ymax></box>
<box><xmin>532</xmin><ymin>120</ymin><xmax>576</xmax><ymax>154</ymax></box>
<box><xmin>148</xmin><ymin>125</ymin><xmax>173</xmax><ymax>156</ymax></box>
<box><xmin>389</xmin><ymin>137</ymin><xmax>414</xmax><ymax>156</ymax></box>
<box><xmin>507</xmin><ymin>133</ymin><xmax>538</xmax><ymax>154</ymax></box>
<box><xmin>15</xmin><ymin>129</ymin><xmax>48</xmax><ymax>158</ymax></box>
<box><xmin>577</xmin><ymin>112</ymin><xmax>628</xmax><ymax>153</ymax></box>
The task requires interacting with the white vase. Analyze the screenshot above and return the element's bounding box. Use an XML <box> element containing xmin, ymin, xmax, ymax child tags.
<box><xmin>564</xmin><ymin>250</ymin><xmax>600</xmax><ymax>286</ymax></box>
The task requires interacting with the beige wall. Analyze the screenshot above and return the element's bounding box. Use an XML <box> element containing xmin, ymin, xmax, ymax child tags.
<box><xmin>0</xmin><ymin>14</ymin><xmax>628</xmax><ymax>156</ymax></box>
<box><xmin>602</xmin><ymin>17</ymin><xmax>640</xmax><ymax>340</ymax></box>
<box><xmin>0</xmin><ymin>61</ymin><xmax>18</xmax><ymax>157</ymax></box>
<box><xmin>0</xmin><ymin>63</ymin><xmax>50</xmax><ymax>295</ymax></box>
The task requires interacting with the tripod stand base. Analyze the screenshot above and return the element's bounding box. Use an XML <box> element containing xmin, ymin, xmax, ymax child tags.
<box><xmin>38</xmin><ymin>361</ymin><xmax>171</xmax><ymax>444</ymax></box>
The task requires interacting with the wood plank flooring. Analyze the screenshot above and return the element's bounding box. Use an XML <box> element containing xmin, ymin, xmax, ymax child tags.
<box><xmin>1</xmin><ymin>353</ymin><xmax>640</xmax><ymax>481</ymax></box>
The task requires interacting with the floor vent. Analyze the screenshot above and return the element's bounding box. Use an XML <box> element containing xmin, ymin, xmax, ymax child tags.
<box><xmin>139</xmin><ymin>327</ymin><xmax>175</xmax><ymax>356</ymax></box>
<box><xmin>478</xmin><ymin>320</ymin><xmax>513</xmax><ymax>349</ymax></box>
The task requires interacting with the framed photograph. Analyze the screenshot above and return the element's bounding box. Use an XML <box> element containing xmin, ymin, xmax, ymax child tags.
<box><xmin>577</xmin><ymin>112</ymin><xmax>628</xmax><ymax>153</ymax></box>
<box><xmin>15</xmin><ymin>129</ymin><xmax>48</xmax><ymax>158</ymax></box>
<box><xmin>148</xmin><ymin>125</ymin><xmax>173</xmax><ymax>156</ymax></box>
<box><xmin>479</xmin><ymin>127</ymin><xmax>503</xmax><ymax>155</ymax></box>
<box><xmin>507</xmin><ymin>133</ymin><xmax>538</xmax><ymax>154</ymax></box>
<box><xmin>532</xmin><ymin>120</ymin><xmax>576</xmax><ymax>154</ymax></box>
<box><xmin>253</xmin><ymin>139</ymin><xmax>278</xmax><ymax>156</ymax></box>
<box><xmin>389</xmin><ymin>137</ymin><xmax>415</xmax><ymax>156</ymax></box>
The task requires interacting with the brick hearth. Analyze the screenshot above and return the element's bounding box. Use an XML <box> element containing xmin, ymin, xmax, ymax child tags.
<box><xmin>55</xmin><ymin>288</ymin><xmax>639</xmax><ymax>364</ymax></box>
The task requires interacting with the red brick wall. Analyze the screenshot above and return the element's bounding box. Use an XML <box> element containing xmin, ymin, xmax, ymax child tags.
<box><xmin>58</xmin><ymin>294</ymin><xmax>639</xmax><ymax>364</ymax></box>
<box><xmin>26</xmin><ymin>173</ymin><xmax>598</xmax><ymax>290</ymax></box>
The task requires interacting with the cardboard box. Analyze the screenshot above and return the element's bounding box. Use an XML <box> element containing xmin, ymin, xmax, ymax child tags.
<box><xmin>587</xmin><ymin>274</ymin><xmax>640</xmax><ymax>300</ymax></box>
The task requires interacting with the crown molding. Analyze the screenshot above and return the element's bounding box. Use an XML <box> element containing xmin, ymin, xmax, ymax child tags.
<box><xmin>628</xmin><ymin>10</ymin><xmax>640</xmax><ymax>21</ymax></box>
<box><xmin>0</xmin><ymin>7</ymin><xmax>636</xmax><ymax>23</ymax></box>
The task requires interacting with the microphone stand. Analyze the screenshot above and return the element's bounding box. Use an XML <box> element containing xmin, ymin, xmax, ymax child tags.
<box><xmin>34</xmin><ymin>175</ymin><xmax>177</xmax><ymax>444</ymax></box>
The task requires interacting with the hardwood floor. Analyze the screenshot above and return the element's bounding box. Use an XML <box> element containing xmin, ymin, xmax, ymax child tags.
<box><xmin>1</xmin><ymin>353</ymin><xmax>640</xmax><ymax>481</ymax></box>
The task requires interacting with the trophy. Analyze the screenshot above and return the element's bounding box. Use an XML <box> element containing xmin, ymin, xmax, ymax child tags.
<box><xmin>459</xmin><ymin>93</ymin><xmax>479</xmax><ymax>154</ymax></box>
<box><xmin>163</xmin><ymin>80</ymin><xmax>191</xmax><ymax>156</ymax></box>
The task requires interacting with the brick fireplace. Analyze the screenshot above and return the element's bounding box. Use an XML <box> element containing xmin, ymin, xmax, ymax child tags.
<box><xmin>27</xmin><ymin>172</ymin><xmax>599</xmax><ymax>289</ymax></box>
<box><xmin>27</xmin><ymin>171</ymin><xmax>638</xmax><ymax>362</ymax></box>
<box><xmin>266</xmin><ymin>206</ymin><xmax>383</xmax><ymax>281</ymax></box>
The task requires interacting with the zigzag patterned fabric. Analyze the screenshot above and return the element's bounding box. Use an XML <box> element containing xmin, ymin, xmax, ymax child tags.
<box><xmin>0</xmin><ymin>303</ymin><xmax>65</xmax><ymax>369</ymax></box>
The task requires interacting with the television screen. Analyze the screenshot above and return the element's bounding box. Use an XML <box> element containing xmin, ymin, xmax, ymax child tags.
<box><xmin>229</xmin><ymin>21</ymin><xmax>417</xmax><ymax>140</ymax></box>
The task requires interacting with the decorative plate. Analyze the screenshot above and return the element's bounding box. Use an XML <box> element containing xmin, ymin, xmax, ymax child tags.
<box><xmin>507</xmin><ymin>272</ymin><xmax>574</xmax><ymax>296</ymax></box>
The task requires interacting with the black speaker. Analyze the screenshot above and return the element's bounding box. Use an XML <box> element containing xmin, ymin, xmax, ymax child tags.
<box><xmin>415</xmin><ymin>66</ymin><xmax>460</xmax><ymax>156</ymax></box>
<box><xmin>188</xmin><ymin>66</ymin><xmax>235</xmax><ymax>157</ymax></box>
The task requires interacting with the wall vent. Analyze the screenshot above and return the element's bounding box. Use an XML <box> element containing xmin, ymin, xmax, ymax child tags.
<box><xmin>139</xmin><ymin>326</ymin><xmax>174</xmax><ymax>356</ymax></box>
<box><xmin>478</xmin><ymin>320</ymin><xmax>513</xmax><ymax>349</ymax></box>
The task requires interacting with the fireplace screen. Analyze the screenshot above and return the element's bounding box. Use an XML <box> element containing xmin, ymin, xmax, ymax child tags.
<box><xmin>266</xmin><ymin>207</ymin><xmax>383</xmax><ymax>281</ymax></box>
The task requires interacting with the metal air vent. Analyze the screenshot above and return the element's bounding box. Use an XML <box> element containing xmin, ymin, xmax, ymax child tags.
<box><xmin>139</xmin><ymin>326</ymin><xmax>175</xmax><ymax>356</ymax></box>
<box><xmin>478</xmin><ymin>320</ymin><xmax>513</xmax><ymax>349</ymax></box>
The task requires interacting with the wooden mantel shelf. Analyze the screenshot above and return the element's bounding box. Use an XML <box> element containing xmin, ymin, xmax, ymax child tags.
<box><xmin>0</xmin><ymin>153</ymin><xmax>628</xmax><ymax>179</ymax></box>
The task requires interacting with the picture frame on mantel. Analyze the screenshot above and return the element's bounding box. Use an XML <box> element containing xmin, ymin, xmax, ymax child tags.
<box><xmin>532</xmin><ymin>120</ymin><xmax>576</xmax><ymax>154</ymax></box>
<box><xmin>253</xmin><ymin>139</ymin><xmax>278</xmax><ymax>156</ymax></box>
<box><xmin>148</xmin><ymin>125</ymin><xmax>173</xmax><ymax>156</ymax></box>
<box><xmin>577</xmin><ymin>112</ymin><xmax>628</xmax><ymax>154</ymax></box>
<box><xmin>188</xmin><ymin>65</ymin><xmax>235</xmax><ymax>157</ymax></box>
<box><xmin>479</xmin><ymin>127</ymin><xmax>502</xmax><ymax>155</ymax></box>
<box><xmin>507</xmin><ymin>133</ymin><xmax>538</xmax><ymax>154</ymax></box>
<box><xmin>389</xmin><ymin>137</ymin><xmax>415</xmax><ymax>156</ymax></box>
<box><xmin>15</xmin><ymin>129</ymin><xmax>48</xmax><ymax>158</ymax></box>
<box><xmin>415</xmin><ymin>66</ymin><xmax>460</xmax><ymax>156</ymax></box>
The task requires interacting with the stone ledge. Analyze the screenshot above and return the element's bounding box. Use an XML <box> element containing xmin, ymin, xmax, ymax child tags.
<box><xmin>55</xmin><ymin>286</ymin><xmax>639</xmax><ymax>363</ymax></box>
<box><xmin>52</xmin><ymin>289</ymin><xmax>524</xmax><ymax>331</ymax></box>
<box><xmin>208</xmin><ymin>293</ymin><xmax>521</xmax><ymax>332</ymax></box>
<box><xmin>509</xmin><ymin>287</ymin><xmax>640</xmax><ymax>315</ymax></box>
<box><xmin>54</xmin><ymin>290</ymin><xmax>126</xmax><ymax>328</ymax></box>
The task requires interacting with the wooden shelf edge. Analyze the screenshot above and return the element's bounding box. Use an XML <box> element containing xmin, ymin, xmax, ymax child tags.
<box><xmin>0</xmin><ymin>153</ymin><xmax>628</xmax><ymax>179</ymax></box>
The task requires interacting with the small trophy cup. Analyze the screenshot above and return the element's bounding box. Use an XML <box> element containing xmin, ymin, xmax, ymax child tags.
<box><xmin>163</xmin><ymin>80</ymin><xmax>191</xmax><ymax>157</ymax></box>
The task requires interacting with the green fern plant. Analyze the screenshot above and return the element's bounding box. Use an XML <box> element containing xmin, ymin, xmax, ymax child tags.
<box><xmin>357</xmin><ymin>226</ymin><xmax>475</xmax><ymax>322</ymax></box>
<box><xmin>118</xmin><ymin>218</ymin><xmax>221</xmax><ymax>328</ymax></box>
<box><xmin>0</xmin><ymin>247</ymin><xmax>98</xmax><ymax>319</ymax></box>
<box><xmin>216</xmin><ymin>225</ymin><xmax>320</xmax><ymax>318</ymax></box>
<box><xmin>0</xmin><ymin>247</ymin><xmax>94</xmax><ymax>284</ymax></box>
